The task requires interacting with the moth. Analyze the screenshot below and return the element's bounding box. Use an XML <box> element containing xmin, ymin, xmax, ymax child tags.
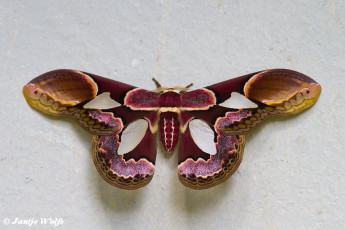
<box><xmin>23</xmin><ymin>69</ymin><xmax>321</xmax><ymax>190</ymax></box>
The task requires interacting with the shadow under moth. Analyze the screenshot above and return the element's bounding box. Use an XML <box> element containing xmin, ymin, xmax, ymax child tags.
<box><xmin>23</xmin><ymin>69</ymin><xmax>321</xmax><ymax>190</ymax></box>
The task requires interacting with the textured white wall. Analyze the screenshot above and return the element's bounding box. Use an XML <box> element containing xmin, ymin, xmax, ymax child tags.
<box><xmin>1</xmin><ymin>1</ymin><xmax>344</xmax><ymax>229</ymax></box>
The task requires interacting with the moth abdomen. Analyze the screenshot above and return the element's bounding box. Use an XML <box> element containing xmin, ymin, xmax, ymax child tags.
<box><xmin>160</xmin><ymin>112</ymin><xmax>179</xmax><ymax>152</ymax></box>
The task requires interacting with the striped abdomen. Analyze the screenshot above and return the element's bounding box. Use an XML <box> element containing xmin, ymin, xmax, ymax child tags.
<box><xmin>160</xmin><ymin>112</ymin><xmax>179</xmax><ymax>152</ymax></box>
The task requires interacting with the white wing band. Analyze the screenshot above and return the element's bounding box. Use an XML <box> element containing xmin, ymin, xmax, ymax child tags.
<box><xmin>118</xmin><ymin>119</ymin><xmax>148</xmax><ymax>155</ymax></box>
<box><xmin>189</xmin><ymin>119</ymin><xmax>217</xmax><ymax>155</ymax></box>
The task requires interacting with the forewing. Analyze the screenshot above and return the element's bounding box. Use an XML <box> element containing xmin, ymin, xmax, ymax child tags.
<box><xmin>22</xmin><ymin>69</ymin><xmax>159</xmax><ymax>135</ymax></box>
<box><xmin>183</xmin><ymin>69</ymin><xmax>322</xmax><ymax>135</ymax></box>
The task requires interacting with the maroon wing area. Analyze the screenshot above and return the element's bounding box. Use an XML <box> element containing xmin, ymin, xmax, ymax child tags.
<box><xmin>93</xmin><ymin>112</ymin><xmax>158</xmax><ymax>190</ymax></box>
<box><xmin>81</xmin><ymin>71</ymin><xmax>136</xmax><ymax>104</ymax></box>
<box><xmin>183</xmin><ymin>69</ymin><xmax>322</xmax><ymax>135</ymax></box>
<box><xmin>178</xmin><ymin>116</ymin><xmax>245</xmax><ymax>190</ymax></box>
<box><xmin>178</xmin><ymin>69</ymin><xmax>322</xmax><ymax>189</ymax></box>
<box><xmin>22</xmin><ymin>69</ymin><xmax>157</xmax><ymax>135</ymax></box>
<box><xmin>23</xmin><ymin>69</ymin><xmax>159</xmax><ymax>190</ymax></box>
<box><xmin>105</xmin><ymin>106</ymin><xmax>153</xmax><ymax>127</ymax></box>
<box><xmin>206</xmin><ymin>71</ymin><xmax>259</xmax><ymax>104</ymax></box>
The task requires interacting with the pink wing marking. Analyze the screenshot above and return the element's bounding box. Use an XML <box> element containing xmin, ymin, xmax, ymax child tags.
<box><xmin>124</xmin><ymin>88</ymin><xmax>160</xmax><ymax>110</ymax></box>
<box><xmin>178</xmin><ymin>110</ymin><xmax>246</xmax><ymax>189</ymax></box>
<box><xmin>93</xmin><ymin>112</ymin><xmax>158</xmax><ymax>190</ymax></box>
<box><xmin>180</xmin><ymin>88</ymin><xmax>216</xmax><ymax>110</ymax></box>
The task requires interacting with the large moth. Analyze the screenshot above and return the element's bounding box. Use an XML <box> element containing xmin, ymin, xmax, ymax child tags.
<box><xmin>22</xmin><ymin>69</ymin><xmax>321</xmax><ymax>190</ymax></box>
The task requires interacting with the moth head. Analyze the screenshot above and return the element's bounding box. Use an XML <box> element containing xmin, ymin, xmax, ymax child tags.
<box><xmin>151</xmin><ymin>77</ymin><xmax>193</xmax><ymax>93</ymax></box>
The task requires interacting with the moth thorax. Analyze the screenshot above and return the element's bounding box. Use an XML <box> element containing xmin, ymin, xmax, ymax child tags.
<box><xmin>160</xmin><ymin>112</ymin><xmax>179</xmax><ymax>152</ymax></box>
<box><xmin>159</xmin><ymin>91</ymin><xmax>181</xmax><ymax>107</ymax></box>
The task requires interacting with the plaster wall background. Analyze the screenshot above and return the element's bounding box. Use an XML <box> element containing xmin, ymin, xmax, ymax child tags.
<box><xmin>1</xmin><ymin>1</ymin><xmax>344</xmax><ymax>229</ymax></box>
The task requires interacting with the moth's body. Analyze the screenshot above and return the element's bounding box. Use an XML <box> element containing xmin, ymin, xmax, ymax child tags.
<box><xmin>122</xmin><ymin>84</ymin><xmax>220</xmax><ymax>155</ymax></box>
<box><xmin>23</xmin><ymin>69</ymin><xmax>321</xmax><ymax>190</ymax></box>
<box><xmin>159</xmin><ymin>111</ymin><xmax>179</xmax><ymax>152</ymax></box>
<box><xmin>158</xmin><ymin>91</ymin><xmax>181</xmax><ymax>150</ymax></box>
<box><xmin>154</xmin><ymin>90</ymin><xmax>185</xmax><ymax>152</ymax></box>
<box><xmin>155</xmin><ymin>89</ymin><xmax>200</xmax><ymax>152</ymax></box>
